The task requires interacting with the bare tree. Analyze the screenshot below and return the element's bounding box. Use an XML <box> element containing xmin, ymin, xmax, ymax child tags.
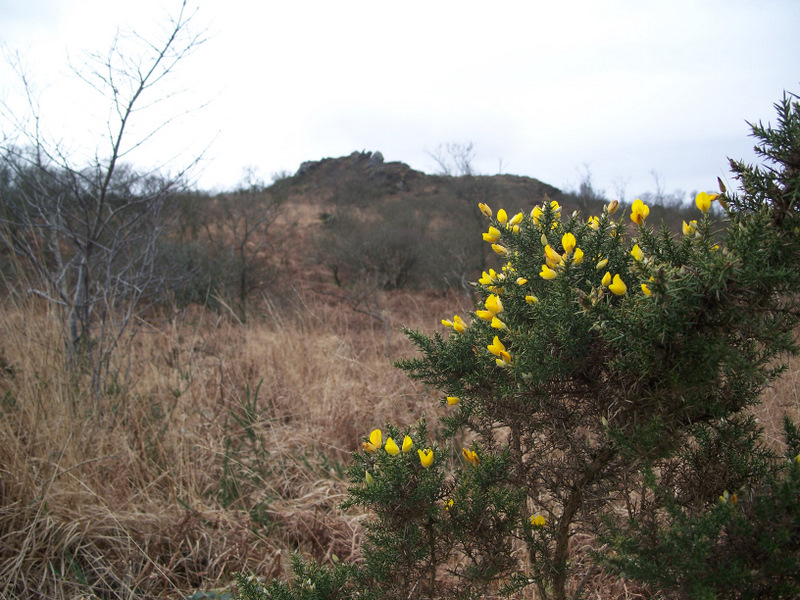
<box><xmin>0</xmin><ymin>1</ymin><xmax>206</xmax><ymax>397</ymax></box>
<box><xmin>203</xmin><ymin>167</ymin><xmax>290</xmax><ymax>322</ymax></box>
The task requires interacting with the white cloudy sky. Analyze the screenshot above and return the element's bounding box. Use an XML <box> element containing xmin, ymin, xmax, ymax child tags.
<box><xmin>1</xmin><ymin>0</ymin><xmax>799</xmax><ymax>199</ymax></box>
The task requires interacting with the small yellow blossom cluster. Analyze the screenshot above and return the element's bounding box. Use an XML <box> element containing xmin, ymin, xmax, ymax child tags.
<box><xmin>530</xmin><ymin>514</ymin><xmax>546</xmax><ymax>528</ymax></box>
<box><xmin>539</xmin><ymin>232</ymin><xmax>584</xmax><ymax>280</ymax></box>
<box><xmin>487</xmin><ymin>335</ymin><xmax>512</xmax><ymax>366</ymax></box>
<box><xmin>441</xmin><ymin>314</ymin><xmax>467</xmax><ymax>334</ymax></box>
<box><xmin>363</xmin><ymin>428</ymin><xmax>433</xmax><ymax>468</ymax></box>
<box><xmin>531</xmin><ymin>200</ymin><xmax>562</xmax><ymax>229</ymax></box>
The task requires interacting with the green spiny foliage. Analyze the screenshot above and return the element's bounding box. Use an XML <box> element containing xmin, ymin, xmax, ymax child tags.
<box><xmin>236</xmin><ymin>91</ymin><xmax>800</xmax><ymax>600</ymax></box>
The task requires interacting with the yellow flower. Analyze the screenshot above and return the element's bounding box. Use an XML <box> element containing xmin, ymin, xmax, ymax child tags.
<box><xmin>609</xmin><ymin>274</ymin><xmax>627</xmax><ymax>296</ymax></box>
<box><xmin>476</xmin><ymin>310</ymin><xmax>494</xmax><ymax>321</ymax></box>
<box><xmin>441</xmin><ymin>318</ymin><xmax>454</xmax><ymax>328</ymax></box>
<box><xmin>531</xmin><ymin>514</ymin><xmax>546</xmax><ymax>528</ymax></box>
<box><xmin>484</xmin><ymin>294</ymin><xmax>503</xmax><ymax>315</ymax></box>
<box><xmin>491</xmin><ymin>243</ymin><xmax>508</xmax><ymax>257</ymax></box>
<box><xmin>550</xmin><ymin>200</ymin><xmax>562</xmax><ymax>214</ymax></box>
<box><xmin>487</xmin><ymin>336</ymin><xmax>512</xmax><ymax>366</ymax></box>
<box><xmin>402</xmin><ymin>435</ymin><xmax>413</xmax><ymax>453</ymax></box>
<box><xmin>544</xmin><ymin>245</ymin><xmax>562</xmax><ymax>268</ymax></box>
<box><xmin>630</xmin><ymin>199</ymin><xmax>650</xmax><ymax>225</ymax></box>
<box><xmin>596</xmin><ymin>258</ymin><xmax>608</xmax><ymax>271</ymax></box>
<box><xmin>453</xmin><ymin>315</ymin><xmax>467</xmax><ymax>334</ymax></box>
<box><xmin>365</xmin><ymin>471</ymin><xmax>374</xmax><ymax>484</ymax></box>
<box><xmin>601</xmin><ymin>271</ymin><xmax>612</xmax><ymax>287</ymax></box>
<box><xmin>516</xmin><ymin>277</ymin><xmax>528</xmax><ymax>285</ymax></box>
<box><xmin>695</xmin><ymin>191</ymin><xmax>718</xmax><ymax>214</ymax></box>
<box><xmin>482</xmin><ymin>226</ymin><xmax>502</xmax><ymax>243</ymax></box>
<box><xmin>478</xmin><ymin>202</ymin><xmax>492</xmax><ymax>218</ymax></box>
<box><xmin>561</xmin><ymin>232</ymin><xmax>576</xmax><ymax>255</ymax></box>
<box><xmin>531</xmin><ymin>205</ymin><xmax>544</xmax><ymax>224</ymax></box>
<box><xmin>525</xmin><ymin>295</ymin><xmax>538</xmax><ymax>304</ymax></box>
<box><xmin>631</xmin><ymin>244</ymin><xmax>643</xmax><ymax>262</ymax></box>
<box><xmin>444</xmin><ymin>498</ymin><xmax>454</xmax><ymax>510</ymax></box>
<box><xmin>641</xmin><ymin>283</ymin><xmax>652</xmax><ymax>296</ymax></box>
<box><xmin>462</xmin><ymin>447</ymin><xmax>480</xmax><ymax>466</ymax></box>
<box><xmin>363</xmin><ymin>429</ymin><xmax>382</xmax><ymax>453</ymax></box>
<box><xmin>606</xmin><ymin>200</ymin><xmax>619</xmax><ymax>215</ymax></box>
<box><xmin>478</xmin><ymin>269</ymin><xmax>499</xmax><ymax>286</ymax></box>
<box><xmin>497</xmin><ymin>209</ymin><xmax>508</xmax><ymax>224</ymax></box>
<box><xmin>418</xmin><ymin>448</ymin><xmax>434</xmax><ymax>468</ymax></box>
<box><xmin>588</xmin><ymin>216</ymin><xmax>600</xmax><ymax>230</ymax></box>
<box><xmin>509</xmin><ymin>211</ymin><xmax>524</xmax><ymax>226</ymax></box>
<box><xmin>446</xmin><ymin>396</ymin><xmax>460</xmax><ymax>406</ymax></box>
<box><xmin>682</xmin><ymin>220</ymin><xmax>698</xmax><ymax>236</ymax></box>
<box><xmin>490</xmin><ymin>316</ymin><xmax>507</xmax><ymax>330</ymax></box>
<box><xmin>539</xmin><ymin>264</ymin><xmax>558</xmax><ymax>280</ymax></box>
<box><xmin>385</xmin><ymin>437</ymin><xmax>400</xmax><ymax>455</ymax></box>
<box><xmin>572</xmin><ymin>247</ymin><xmax>584</xmax><ymax>265</ymax></box>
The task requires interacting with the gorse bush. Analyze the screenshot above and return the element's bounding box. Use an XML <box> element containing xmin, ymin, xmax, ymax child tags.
<box><xmin>237</xmin><ymin>92</ymin><xmax>800</xmax><ymax>600</ymax></box>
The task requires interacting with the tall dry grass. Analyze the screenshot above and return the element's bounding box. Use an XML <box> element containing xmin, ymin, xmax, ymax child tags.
<box><xmin>1</xmin><ymin>281</ymin><xmax>797</xmax><ymax>600</ymax></box>
<box><xmin>0</xmin><ymin>286</ymin><xmax>459</xmax><ymax>599</ymax></box>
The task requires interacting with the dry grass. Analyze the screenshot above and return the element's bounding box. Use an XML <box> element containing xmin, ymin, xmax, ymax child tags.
<box><xmin>1</xmin><ymin>282</ymin><xmax>797</xmax><ymax>600</ymax></box>
<box><xmin>0</xmin><ymin>286</ymin><xmax>455</xmax><ymax>599</ymax></box>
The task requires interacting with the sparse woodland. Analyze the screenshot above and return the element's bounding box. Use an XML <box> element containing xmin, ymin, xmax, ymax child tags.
<box><xmin>1</xmin><ymin>5</ymin><xmax>799</xmax><ymax>600</ymax></box>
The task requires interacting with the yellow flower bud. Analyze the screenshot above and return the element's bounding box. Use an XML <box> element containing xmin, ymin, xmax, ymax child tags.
<box><xmin>601</xmin><ymin>271</ymin><xmax>612</xmax><ymax>287</ymax></box>
<box><xmin>491</xmin><ymin>243</ymin><xmax>508</xmax><ymax>256</ymax></box>
<box><xmin>572</xmin><ymin>247</ymin><xmax>584</xmax><ymax>265</ymax></box>
<box><xmin>695</xmin><ymin>191</ymin><xmax>715</xmax><ymax>214</ymax></box>
<box><xmin>539</xmin><ymin>264</ymin><xmax>558</xmax><ymax>280</ymax></box>
<box><xmin>606</xmin><ymin>200</ymin><xmax>619</xmax><ymax>214</ymax></box>
<box><xmin>497</xmin><ymin>209</ymin><xmax>508</xmax><ymax>224</ymax></box>
<box><xmin>641</xmin><ymin>283</ymin><xmax>652</xmax><ymax>296</ymax></box>
<box><xmin>490</xmin><ymin>316</ymin><xmax>507</xmax><ymax>330</ymax></box>
<box><xmin>402</xmin><ymin>435</ymin><xmax>413</xmax><ymax>452</ymax></box>
<box><xmin>453</xmin><ymin>315</ymin><xmax>467</xmax><ymax>334</ymax></box>
<box><xmin>544</xmin><ymin>245</ymin><xmax>562</xmax><ymax>268</ymax></box>
<box><xmin>478</xmin><ymin>202</ymin><xmax>492</xmax><ymax>218</ymax></box>
<box><xmin>630</xmin><ymin>199</ymin><xmax>650</xmax><ymax>225</ymax></box>
<box><xmin>682</xmin><ymin>220</ymin><xmax>697</xmax><ymax>236</ymax></box>
<box><xmin>363</xmin><ymin>429</ymin><xmax>382</xmax><ymax>453</ymax></box>
<box><xmin>385</xmin><ymin>437</ymin><xmax>400</xmax><ymax>455</ymax></box>
<box><xmin>482</xmin><ymin>226</ymin><xmax>502</xmax><ymax>243</ymax></box>
<box><xmin>485</xmin><ymin>294</ymin><xmax>503</xmax><ymax>315</ymax></box>
<box><xmin>418</xmin><ymin>448</ymin><xmax>434</xmax><ymax>468</ymax></box>
<box><xmin>609</xmin><ymin>274</ymin><xmax>627</xmax><ymax>296</ymax></box>
<box><xmin>446</xmin><ymin>396</ymin><xmax>459</xmax><ymax>406</ymax></box>
<box><xmin>596</xmin><ymin>258</ymin><xmax>609</xmax><ymax>271</ymax></box>
<box><xmin>365</xmin><ymin>471</ymin><xmax>374</xmax><ymax>484</ymax></box>
<box><xmin>525</xmin><ymin>295</ymin><xmax>538</xmax><ymax>304</ymax></box>
<box><xmin>462</xmin><ymin>447</ymin><xmax>480</xmax><ymax>466</ymax></box>
<box><xmin>516</xmin><ymin>277</ymin><xmax>528</xmax><ymax>285</ymax></box>
<box><xmin>509</xmin><ymin>211</ymin><xmax>524</xmax><ymax>226</ymax></box>
<box><xmin>531</xmin><ymin>514</ymin><xmax>546</xmax><ymax>528</ymax></box>
<box><xmin>631</xmin><ymin>244</ymin><xmax>643</xmax><ymax>262</ymax></box>
<box><xmin>561</xmin><ymin>232</ymin><xmax>576</xmax><ymax>255</ymax></box>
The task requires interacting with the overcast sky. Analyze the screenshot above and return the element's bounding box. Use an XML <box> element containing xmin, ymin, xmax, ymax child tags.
<box><xmin>2</xmin><ymin>0</ymin><xmax>799</xmax><ymax>200</ymax></box>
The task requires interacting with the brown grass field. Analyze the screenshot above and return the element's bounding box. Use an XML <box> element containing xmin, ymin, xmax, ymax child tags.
<box><xmin>1</xmin><ymin>187</ymin><xmax>798</xmax><ymax>600</ymax></box>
